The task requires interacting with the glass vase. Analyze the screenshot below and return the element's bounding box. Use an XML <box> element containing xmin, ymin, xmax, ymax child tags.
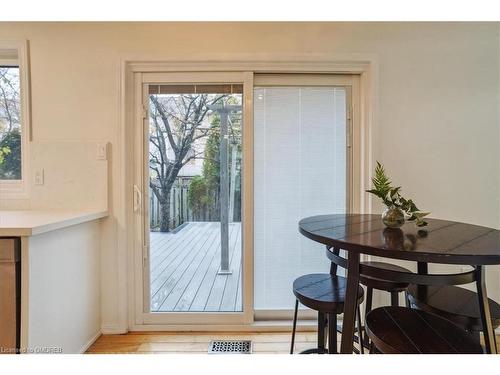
<box><xmin>382</xmin><ymin>206</ymin><xmax>405</xmax><ymax>228</ymax></box>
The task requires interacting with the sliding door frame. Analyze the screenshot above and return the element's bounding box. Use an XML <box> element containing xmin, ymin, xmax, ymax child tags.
<box><xmin>133</xmin><ymin>71</ymin><xmax>254</xmax><ymax>326</ymax></box>
<box><xmin>122</xmin><ymin>58</ymin><xmax>375</xmax><ymax>332</ymax></box>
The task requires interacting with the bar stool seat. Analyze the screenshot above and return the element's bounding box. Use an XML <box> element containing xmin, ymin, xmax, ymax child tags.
<box><xmin>293</xmin><ymin>273</ymin><xmax>365</xmax><ymax>313</ymax></box>
<box><xmin>291</xmin><ymin>273</ymin><xmax>364</xmax><ymax>354</ymax></box>
<box><xmin>407</xmin><ymin>284</ymin><xmax>500</xmax><ymax>333</ymax></box>
<box><xmin>365</xmin><ymin>306</ymin><xmax>484</xmax><ymax>354</ymax></box>
<box><xmin>360</xmin><ymin>261</ymin><xmax>410</xmax><ymax>292</ymax></box>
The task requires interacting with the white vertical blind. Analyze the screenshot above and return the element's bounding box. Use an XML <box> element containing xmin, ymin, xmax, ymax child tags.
<box><xmin>254</xmin><ymin>86</ymin><xmax>347</xmax><ymax>310</ymax></box>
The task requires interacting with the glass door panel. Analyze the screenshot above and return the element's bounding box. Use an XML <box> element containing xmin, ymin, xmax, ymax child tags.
<box><xmin>253</xmin><ymin>86</ymin><xmax>348</xmax><ymax>311</ymax></box>
<box><xmin>147</xmin><ymin>84</ymin><xmax>243</xmax><ymax>313</ymax></box>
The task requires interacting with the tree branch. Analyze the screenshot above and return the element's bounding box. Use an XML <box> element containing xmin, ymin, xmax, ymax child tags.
<box><xmin>150</xmin><ymin>95</ymin><xmax>179</xmax><ymax>155</ymax></box>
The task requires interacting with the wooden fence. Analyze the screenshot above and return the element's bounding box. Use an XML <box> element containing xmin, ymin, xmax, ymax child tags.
<box><xmin>149</xmin><ymin>178</ymin><xmax>192</xmax><ymax>230</ymax></box>
<box><xmin>150</xmin><ymin>176</ymin><xmax>241</xmax><ymax>231</ymax></box>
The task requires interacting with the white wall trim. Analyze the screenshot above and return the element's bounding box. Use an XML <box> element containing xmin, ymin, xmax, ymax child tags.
<box><xmin>101</xmin><ymin>323</ymin><xmax>126</xmax><ymax>335</ymax></box>
<box><xmin>129</xmin><ymin>321</ymin><xmax>318</xmax><ymax>333</ymax></box>
<box><xmin>78</xmin><ymin>331</ymin><xmax>101</xmax><ymax>354</ymax></box>
<box><xmin>118</xmin><ymin>54</ymin><xmax>377</xmax><ymax>333</ymax></box>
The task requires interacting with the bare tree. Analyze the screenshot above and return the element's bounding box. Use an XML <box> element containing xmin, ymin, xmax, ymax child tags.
<box><xmin>0</xmin><ymin>67</ymin><xmax>21</xmax><ymax>179</ymax></box>
<box><xmin>149</xmin><ymin>93</ymin><xmax>226</xmax><ymax>232</ymax></box>
<box><xmin>0</xmin><ymin>67</ymin><xmax>20</xmax><ymax>134</ymax></box>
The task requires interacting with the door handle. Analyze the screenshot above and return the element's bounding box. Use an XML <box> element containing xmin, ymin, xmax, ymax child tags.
<box><xmin>133</xmin><ymin>185</ymin><xmax>142</xmax><ymax>212</ymax></box>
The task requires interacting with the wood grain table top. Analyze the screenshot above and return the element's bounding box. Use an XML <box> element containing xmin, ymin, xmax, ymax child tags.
<box><xmin>299</xmin><ymin>214</ymin><xmax>500</xmax><ymax>265</ymax></box>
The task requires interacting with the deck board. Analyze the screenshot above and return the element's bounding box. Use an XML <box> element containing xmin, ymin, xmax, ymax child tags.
<box><xmin>173</xmin><ymin>226</ymin><xmax>223</xmax><ymax>311</ymax></box>
<box><xmin>158</xmin><ymin>225</ymin><xmax>220</xmax><ymax>311</ymax></box>
<box><xmin>189</xmin><ymin>224</ymin><xmax>238</xmax><ymax>311</ymax></box>
<box><xmin>151</xmin><ymin>223</ymin><xmax>214</xmax><ymax>310</ymax></box>
<box><xmin>150</xmin><ymin>222</ymin><xmax>242</xmax><ymax>312</ymax></box>
<box><xmin>150</xmin><ymin>223</ymin><xmax>205</xmax><ymax>279</ymax></box>
<box><xmin>219</xmin><ymin>227</ymin><xmax>243</xmax><ymax>311</ymax></box>
<box><xmin>204</xmin><ymin>225</ymin><xmax>241</xmax><ymax>311</ymax></box>
<box><xmin>151</xmin><ymin>223</ymin><xmax>209</xmax><ymax>283</ymax></box>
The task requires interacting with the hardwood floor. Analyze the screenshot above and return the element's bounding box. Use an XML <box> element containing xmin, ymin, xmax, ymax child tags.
<box><xmin>86</xmin><ymin>331</ymin><xmax>317</xmax><ymax>354</ymax></box>
<box><xmin>86</xmin><ymin>332</ymin><xmax>500</xmax><ymax>354</ymax></box>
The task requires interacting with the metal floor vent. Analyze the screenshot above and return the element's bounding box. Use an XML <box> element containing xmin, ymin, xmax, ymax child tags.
<box><xmin>208</xmin><ymin>340</ymin><xmax>252</xmax><ymax>354</ymax></box>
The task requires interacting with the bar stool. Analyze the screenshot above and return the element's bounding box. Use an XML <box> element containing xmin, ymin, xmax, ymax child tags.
<box><xmin>326</xmin><ymin>247</ymin><xmax>412</xmax><ymax>349</ymax></box>
<box><xmin>326</xmin><ymin>247</ymin><xmax>411</xmax><ymax>311</ymax></box>
<box><xmin>290</xmin><ymin>273</ymin><xmax>365</xmax><ymax>354</ymax></box>
<box><xmin>360</xmin><ymin>261</ymin><xmax>411</xmax><ymax>311</ymax></box>
<box><xmin>407</xmin><ymin>284</ymin><xmax>500</xmax><ymax>345</ymax></box>
<box><xmin>365</xmin><ymin>306</ymin><xmax>484</xmax><ymax>353</ymax></box>
<box><xmin>358</xmin><ymin>261</ymin><xmax>412</xmax><ymax>346</ymax></box>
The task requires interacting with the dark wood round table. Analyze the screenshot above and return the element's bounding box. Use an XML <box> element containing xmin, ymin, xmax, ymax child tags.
<box><xmin>298</xmin><ymin>214</ymin><xmax>500</xmax><ymax>354</ymax></box>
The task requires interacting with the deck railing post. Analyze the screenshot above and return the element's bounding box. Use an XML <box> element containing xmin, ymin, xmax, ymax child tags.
<box><xmin>209</xmin><ymin>104</ymin><xmax>241</xmax><ymax>275</ymax></box>
<box><xmin>219</xmin><ymin>108</ymin><xmax>230</xmax><ymax>274</ymax></box>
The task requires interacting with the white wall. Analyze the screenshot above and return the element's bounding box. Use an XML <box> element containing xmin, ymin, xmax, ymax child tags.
<box><xmin>0</xmin><ymin>22</ymin><xmax>498</xmax><ymax>331</ymax></box>
<box><xmin>29</xmin><ymin>141</ymin><xmax>108</xmax><ymax>210</ymax></box>
<box><xmin>27</xmin><ymin>221</ymin><xmax>100</xmax><ymax>353</ymax></box>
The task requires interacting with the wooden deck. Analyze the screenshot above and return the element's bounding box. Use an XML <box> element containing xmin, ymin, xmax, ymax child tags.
<box><xmin>150</xmin><ymin>221</ymin><xmax>242</xmax><ymax>312</ymax></box>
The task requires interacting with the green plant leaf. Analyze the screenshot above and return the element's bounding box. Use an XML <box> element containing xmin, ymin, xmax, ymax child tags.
<box><xmin>390</xmin><ymin>187</ymin><xmax>401</xmax><ymax>198</ymax></box>
<box><xmin>367</xmin><ymin>161</ymin><xmax>392</xmax><ymax>202</ymax></box>
<box><xmin>366</xmin><ymin>161</ymin><xmax>430</xmax><ymax>227</ymax></box>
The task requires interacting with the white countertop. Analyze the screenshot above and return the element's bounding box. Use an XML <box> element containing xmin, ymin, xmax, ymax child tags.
<box><xmin>0</xmin><ymin>209</ymin><xmax>108</xmax><ymax>236</ymax></box>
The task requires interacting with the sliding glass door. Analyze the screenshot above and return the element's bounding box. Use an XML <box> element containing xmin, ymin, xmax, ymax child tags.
<box><xmin>134</xmin><ymin>72</ymin><xmax>253</xmax><ymax>326</ymax></box>
<box><xmin>253</xmin><ymin>75</ymin><xmax>353</xmax><ymax>315</ymax></box>
<box><xmin>133</xmin><ymin>71</ymin><xmax>358</xmax><ymax>326</ymax></box>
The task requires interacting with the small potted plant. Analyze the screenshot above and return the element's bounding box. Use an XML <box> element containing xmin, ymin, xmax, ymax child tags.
<box><xmin>367</xmin><ymin>161</ymin><xmax>429</xmax><ymax>228</ymax></box>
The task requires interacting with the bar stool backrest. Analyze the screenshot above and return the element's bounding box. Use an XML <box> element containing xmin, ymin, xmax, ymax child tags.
<box><xmin>325</xmin><ymin>246</ymin><xmax>477</xmax><ymax>286</ymax></box>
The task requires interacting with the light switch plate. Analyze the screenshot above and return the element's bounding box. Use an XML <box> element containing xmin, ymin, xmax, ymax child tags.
<box><xmin>34</xmin><ymin>169</ymin><xmax>44</xmax><ymax>185</ymax></box>
<box><xmin>97</xmin><ymin>143</ymin><xmax>108</xmax><ymax>160</ymax></box>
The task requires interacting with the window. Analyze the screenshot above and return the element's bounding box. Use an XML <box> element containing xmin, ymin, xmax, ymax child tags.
<box><xmin>0</xmin><ymin>41</ymin><xmax>30</xmax><ymax>198</ymax></box>
<box><xmin>0</xmin><ymin>66</ymin><xmax>21</xmax><ymax>179</ymax></box>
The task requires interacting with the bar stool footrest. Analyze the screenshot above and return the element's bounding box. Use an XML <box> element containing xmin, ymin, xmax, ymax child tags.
<box><xmin>299</xmin><ymin>348</ymin><xmax>329</xmax><ymax>354</ymax></box>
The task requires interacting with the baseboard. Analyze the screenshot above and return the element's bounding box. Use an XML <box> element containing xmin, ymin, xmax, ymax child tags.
<box><xmin>102</xmin><ymin>319</ymin><xmax>500</xmax><ymax>335</ymax></box>
<box><xmin>101</xmin><ymin>323</ymin><xmax>128</xmax><ymax>334</ymax></box>
<box><xmin>128</xmin><ymin>320</ymin><xmax>317</xmax><ymax>332</ymax></box>
<box><xmin>79</xmin><ymin>331</ymin><xmax>102</xmax><ymax>354</ymax></box>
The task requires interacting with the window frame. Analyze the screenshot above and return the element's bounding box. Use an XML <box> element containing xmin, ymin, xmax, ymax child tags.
<box><xmin>0</xmin><ymin>40</ymin><xmax>31</xmax><ymax>199</ymax></box>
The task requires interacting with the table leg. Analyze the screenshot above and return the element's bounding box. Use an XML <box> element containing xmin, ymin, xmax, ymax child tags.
<box><xmin>475</xmin><ymin>266</ymin><xmax>496</xmax><ymax>354</ymax></box>
<box><xmin>416</xmin><ymin>262</ymin><xmax>429</xmax><ymax>302</ymax></box>
<box><xmin>417</xmin><ymin>262</ymin><xmax>428</xmax><ymax>275</ymax></box>
<box><xmin>328</xmin><ymin>313</ymin><xmax>337</xmax><ymax>354</ymax></box>
<box><xmin>318</xmin><ymin>311</ymin><xmax>327</xmax><ymax>352</ymax></box>
<box><xmin>340</xmin><ymin>251</ymin><xmax>360</xmax><ymax>354</ymax></box>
